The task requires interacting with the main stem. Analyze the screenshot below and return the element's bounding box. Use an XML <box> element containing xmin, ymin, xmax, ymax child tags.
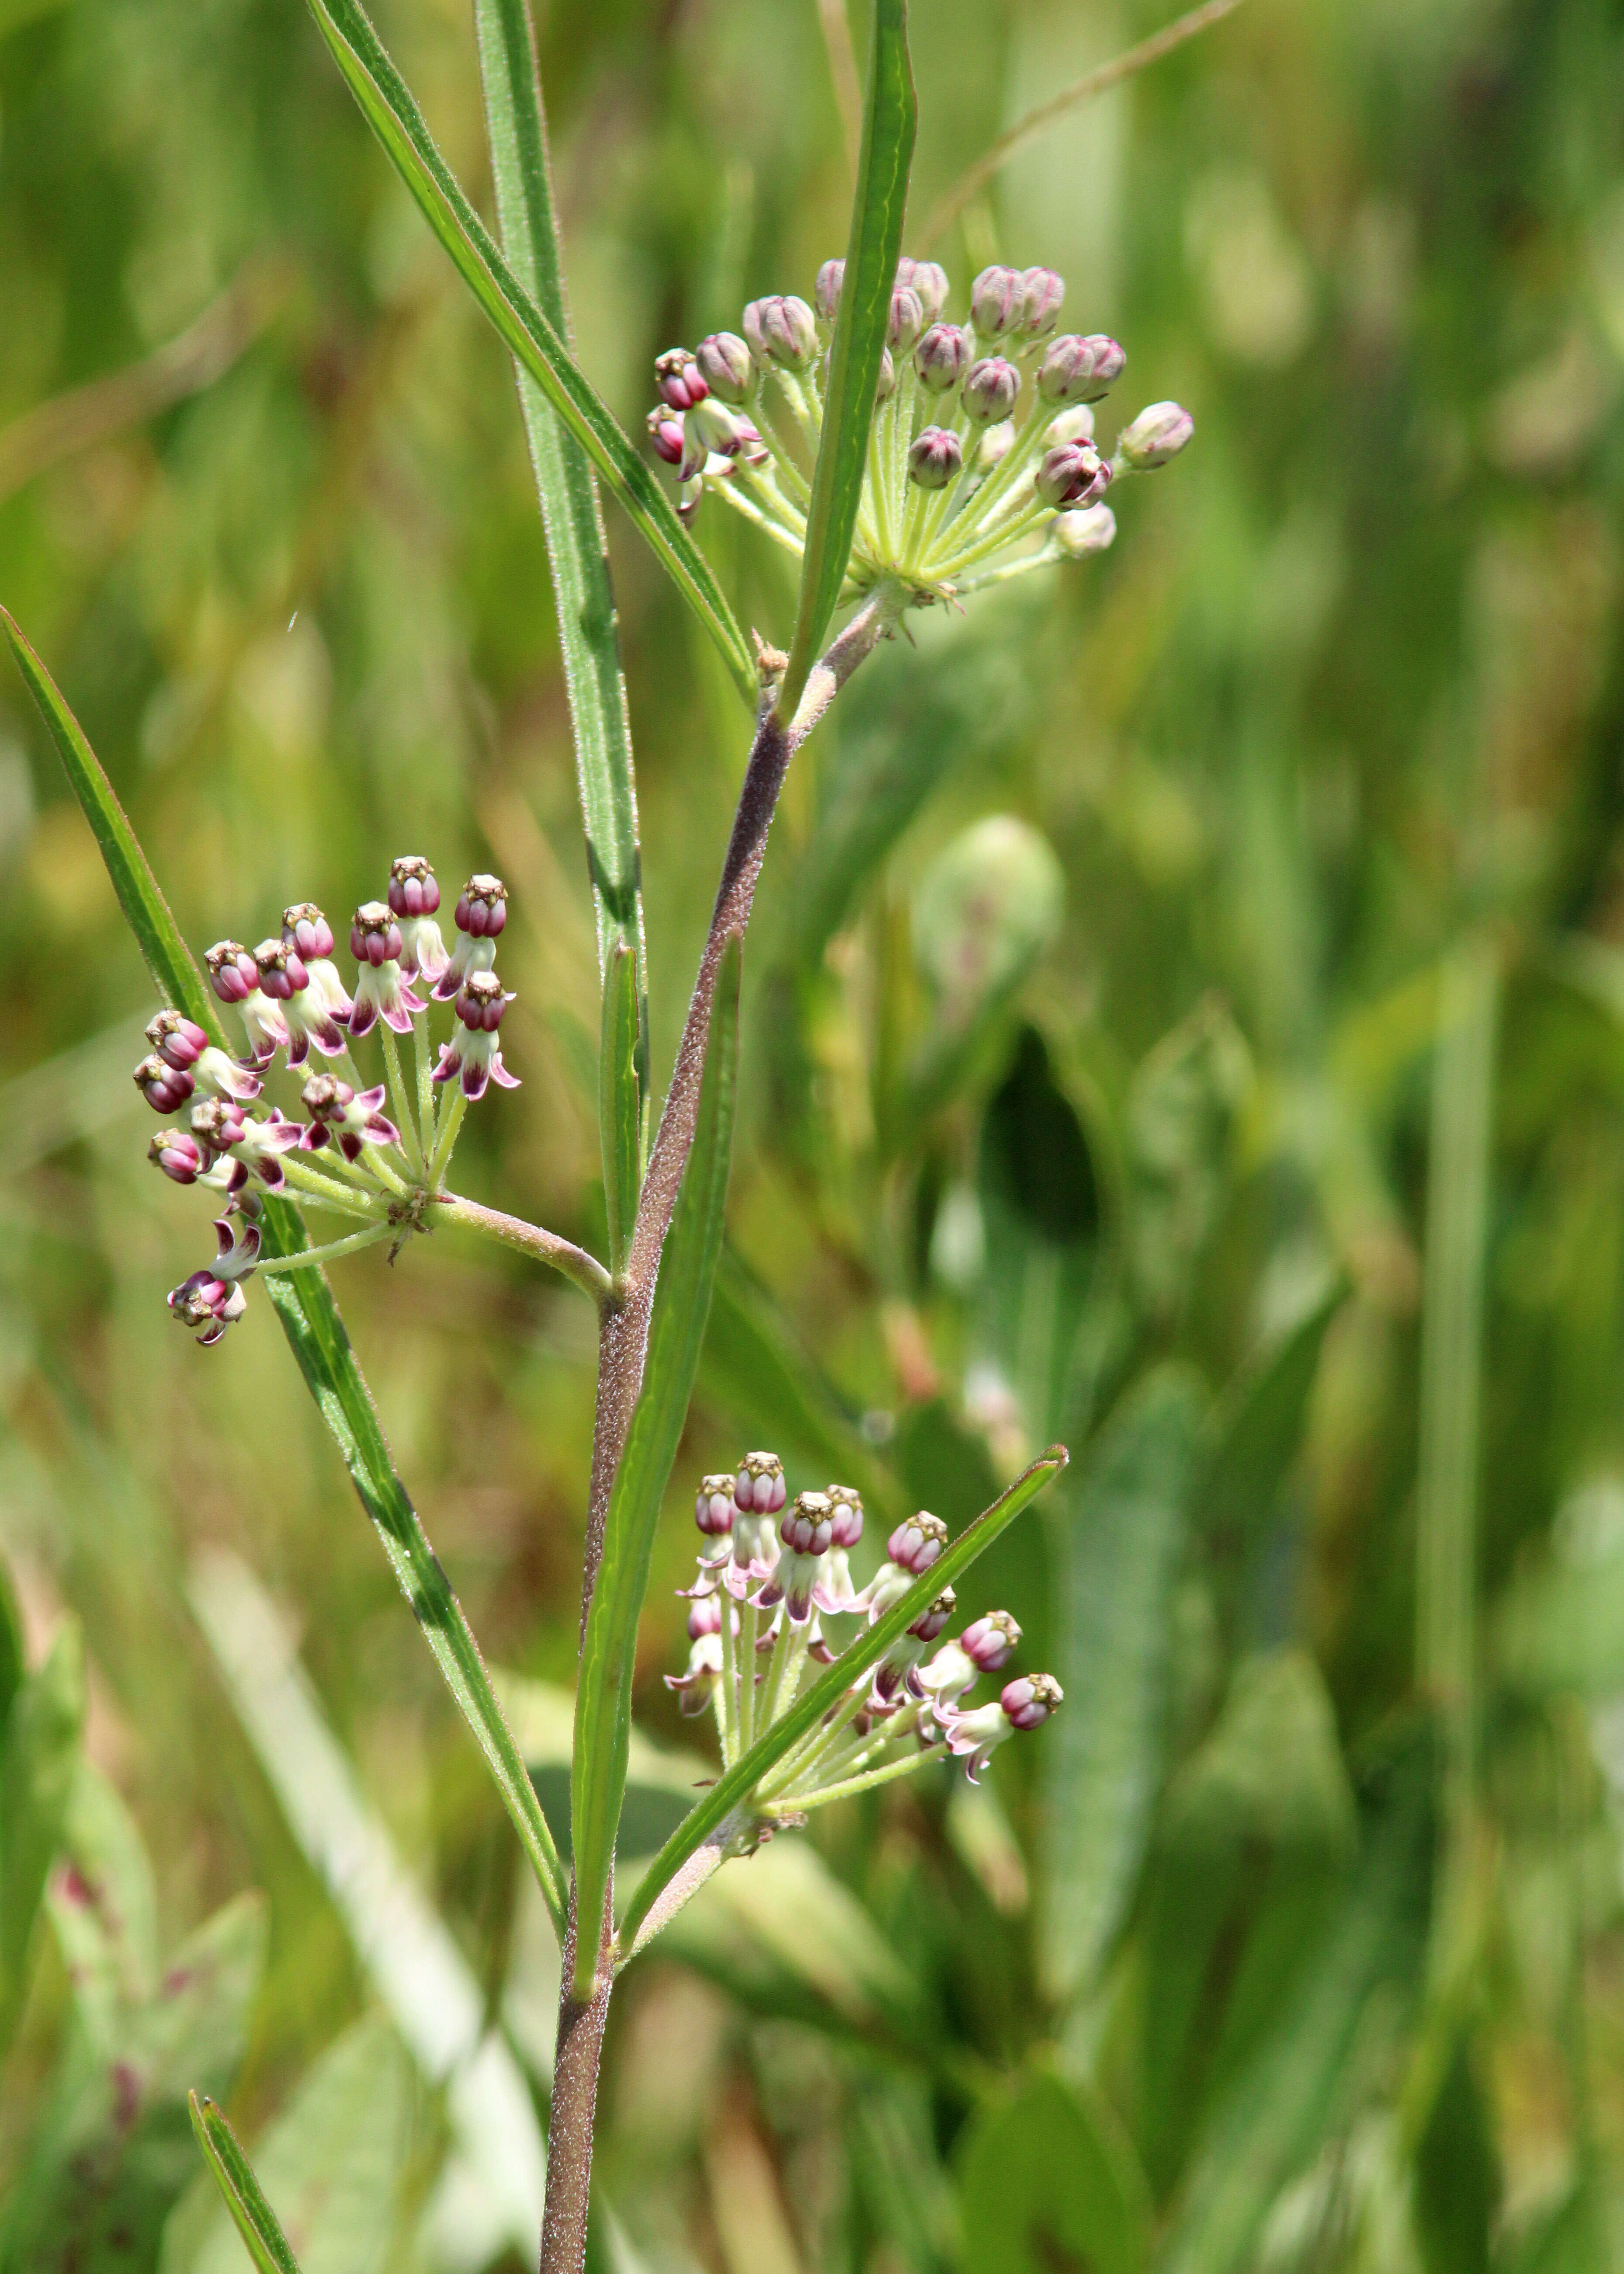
<box><xmin>539</xmin><ymin>588</ymin><xmax>898</xmax><ymax>2274</ymax></box>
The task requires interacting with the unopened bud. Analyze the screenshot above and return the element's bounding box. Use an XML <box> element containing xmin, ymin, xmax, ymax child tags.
<box><xmin>961</xmin><ymin>1610</ymin><xmax>1020</xmax><ymax>1671</ymax></box>
<box><xmin>913</xmin><ymin>323</ymin><xmax>969</xmax><ymax>393</ymax></box>
<box><xmin>814</xmin><ymin>258</ymin><xmax>845</xmax><ymax>323</ymax></box>
<box><xmin>149</xmin><ymin>1129</ymin><xmax>205</xmax><ymax>1183</ymax></box>
<box><xmin>1037</xmin><ymin>440</ymin><xmax>1107</xmax><ymax>508</ymax></box>
<box><xmin>135</xmin><ymin>1053</ymin><xmax>193</xmax><ymax>1114</ymax></box>
<box><xmin>1117</xmin><ymin>400</ymin><xmax>1194</xmax><ymax>468</ymax></box>
<box><xmin>695</xmin><ymin>1474</ymin><xmax>736</xmax><ymax>1537</ymax></box>
<box><xmin>388</xmin><ymin>857</ymin><xmax>441</xmax><ymax>920</ymax></box>
<box><xmin>963</xmin><ymin>355</ymin><xmax>1020</xmax><ymax>427</ymax></box>
<box><xmin>146</xmin><ymin>1009</ymin><xmax>210</xmax><ymax>1071</ymax></box>
<box><xmin>655</xmin><ymin>348</ymin><xmax>707</xmax><ymax>411</ymax></box>
<box><xmin>696</xmin><ymin>331</ymin><xmax>753</xmax><ymax>403</ymax></box>
<box><xmin>282</xmin><ymin>902</ymin><xmax>335</xmax><ymax>960</ymax></box>
<box><xmin>1044</xmin><ymin>405</ymin><xmax>1095</xmax><ymax>446</ymax></box>
<box><xmin>909</xmin><ymin>1586</ymin><xmax>956</xmax><ymax>1643</ymax></box>
<box><xmin>455</xmin><ymin>969</ymin><xmax>511</xmax><ymax>1031</ymax></box>
<box><xmin>254</xmin><ymin>938</ymin><xmax>307</xmax><ymax>999</ymax></box>
<box><xmin>873</xmin><ymin>348</ymin><xmax>896</xmax><ymax>404</ymax></box>
<box><xmin>887</xmin><ymin>285</ymin><xmax>923</xmax><ymax>352</ymax></box>
<box><xmin>455</xmin><ymin>875</ymin><xmax>507</xmax><ymax>939</ymax></box>
<box><xmin>887</xmin><ymin>1512</ymin><xmax>947</xmax><ymax>1575</ymax></box>
<box><xmin>735</xmin><ymin>1450</ymin><xmax>786</xmax><ymax>1514</ymax></box>
<box><xmin>1039</xmin><ymin>334</ymin><xmax>1104</xmax><ymax>405</ymax></box>
<box><xmin>350</xmin><ymin>903</ymin><xmax>402</xmax><ymax>968</ymax></box>
<box><xmin>908</xmin><ymin>260</ymin><xmax>950</xmax><ymax>324</ymax></box>
<box><xmin>781</xmin><ymin>1491</ymin><xmax>834</xmax><ymax>1558</ymax></box>
<box><xmin>969</xmin><ymin>264</ymin><xmax>1024</xmax><ymax>339</ymax></box>
<box><xmin>743</xmin><ymin>295</ymin><xmax>818</xmax><ymax>371</ymax></box>
<box><xmin>687</xmin><ymin>1592</ymin><xmax>723</xmax><ymax>1641</ymax></box>
<box><xmin>1020</xmin><ymin>266</ymin><xmax>1065</xmax><ymax>338</ymax></box>
<box><xmin>825</xmin><ymin>1484</ymin><xmax>864</xmax><ymax>1548</ymax></box>
<box><xmin>908</xmin><ymin>426</ymin><xmax>962</xmax><ymax>490</ymax></box>
<box><xmin>1052</xmin><ymin>503</ymin><xmax>1116</xmax><ymax>558</ymax></box>
<box><xmin>647</xmin><ymin>406</ymin><xmax>685</xmax><ymax>466</ymax></box>
<box><xmin>1001</xmin><ymin>1672</ymin><xmax>1062</xmax><ymax>1728</ymax></box>
<box><xmin>206</xmin><ymin>941</ymin><xmax>258</xmax><ymax>1005</ymax></box>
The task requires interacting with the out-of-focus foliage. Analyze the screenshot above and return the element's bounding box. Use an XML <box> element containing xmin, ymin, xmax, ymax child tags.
<box><xmin>6</xmin><ymin>0</ymin><xmax>1624</xmax><ymax>2266</ymax></box>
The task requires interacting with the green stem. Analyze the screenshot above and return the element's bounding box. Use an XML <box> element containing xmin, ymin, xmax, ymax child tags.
<box><xmin>757</xmin><ymin>1672</ymin><xmax>871</xmax><ymax>1799</ymax></box>
<box><xmin>257</xmin><ymin>1224</ymin><xmax>393</xmax><ymax>1273</ymax></box>
<box><xmin>426</xmin><ymin>1087</ymin><xmax>467</xmax><ymax>1189</ymax></box>
<box><xmin>412</xmin><ymin>1020</ymin><xmax>436</xmax><ymax>1156</ymax></box>
<box><xmin>380</xmin><ymin>1027</ymin><xmax>424</xmax><ymax>1176</ymax></box>
<box><xmin>717</xmin><ymin>1590</ymin><xmax>741</xmax><ymax>1766</ymax></box>
<box><xmin>434</xmin><ymin>1190</ymin><xmax>611</xmax><ymax>1303</ymax></box>
<box><xmin>277</xmin><ymin>1155</ymin><xmax>389</xmax><ymax>1220</ymax></box>
<box><xmin>764</xmin><ymin>1742</ymin><xmax>944</xmax><ymax>1815</ymax></box>
<box><xmin>738</xmin><ymin>1600</ymin><xmax>760</xmax><ymax>1753</ymax></box>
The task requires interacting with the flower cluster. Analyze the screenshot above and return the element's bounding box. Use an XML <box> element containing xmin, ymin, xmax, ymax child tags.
<box><xmin>137</xmin><ymin>859</ymin><xmax>521</xmax><ymax>1345</ymax></box>
<box><xmin>668</xmin><ymin>1449</ymin><xmax>1062</xmax><ymax>1813</ymax></box>
<box><xmin>645</xmin><ymin>257</ymin><xmax>1192</xmax><ymax>607</ymax></box>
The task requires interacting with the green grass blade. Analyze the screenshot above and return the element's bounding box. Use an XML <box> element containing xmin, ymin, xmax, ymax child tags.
<box><xmin>777</xmin><ymin>0</ymin><xmax>915</xmax><ymax>720</ymax></box>
<box><xmin>188</xmin><ymin>2093</ymin><xmax>303</xmax><ymax>2274</ymax></box>
<box><xmin>1040</xmin><ymin>1368</ymin><xmax>1203</xmax><ymax>2005</ymax></box>
<box><xmin>472</xmin><ymin>0</ymin><xmax>649</xmax><ymax>1125</ymax></box>
<box><xmin>3</xmin><ymin>618</ymin><xmax>570</xmax><ymax>1943</ymax></box>
<box><xmin>571</xmin><ymin>936</ymin><xmax>742</xmax><ymax>1996</ymax></box>
<box><xmin>600</xmin><ymin>940</ymin><xmax>642</xmax><ymax>1283</ymax></box>
<box><xmin>617</xmin><ymin>1443</ymin><xmax>1068</xmax><ymax>1959</ymax></box>
<box><xmin>0</xmin><ymin>608</ymin><xmax>229</xmax><ymax>1052</ymax></box>
<box><xmin>306</xmin><ymin>0</ymin><xmax>754</xmax><ymax>706</ymax></box>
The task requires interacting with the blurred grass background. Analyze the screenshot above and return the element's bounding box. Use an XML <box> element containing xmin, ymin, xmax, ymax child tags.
<box><xmin>6</xmin><ymin>0</ymin><xmax>1624</xmax><ymax>2266</ymax></box>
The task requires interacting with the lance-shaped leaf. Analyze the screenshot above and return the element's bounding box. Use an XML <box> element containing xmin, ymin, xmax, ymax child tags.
<box><xmin>617</xmin><ymin>1445</ymin><xmax>1068</xmax><ymax>1960</ymax></box>
<box><xmin>599</xmin><ymin>940</ymin><xmax>643</xmax><ymax>1283</ymax></box>
<box><xmin>1</xmin><ymin>619</ymin><xmax>569</xmax><ymax>1944</ymax></box>
<box><xmin>188</xmin><ymin>2093</ymin><xmax>303</xmax><ymax>2274</ymax></box>
<box><xmin>306</xmin><ymin>0</ymin><xmax>754</xmax><ymax>706</ymax></box>
<box><xmin>571</xmin><ymin>936</ymin><xmax>742</xmax><ymax>1997</ymax></box>
<box><xmin>473</xmin><ymin>0</ymin><xmax>649</xmax><ymax>1161</ymax></box>
<box><xmin>0</xmin><ymin>1622</ymin><xmax>84</xmax><ymax>2055</ymax></box>
<box><xmin>777</xmin><ymin>0</ymin><xmax>916</xmax><ymax>719</ymax></box>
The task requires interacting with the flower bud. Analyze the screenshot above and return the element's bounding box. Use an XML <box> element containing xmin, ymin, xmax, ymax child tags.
<box><xmin>300</xmin><ymin>1073</ymin><xmax>399</xmax><ymax>1161</ymax></box>
<box><xmin>913</xmin><ymin>322</ymin><xmax>969</xmax><ymax>393</ymax></box>
<box><xmin>814</xmin><ymin>258</ymin><xmax>845</xmax><ymax>323</ymax></box>
<box><xmin>887</xmin><ymin>1512</ymin><xmax>947</xmax><ymax>1575</ymax></box>
<box><xmin>432</xmin><ymin>978</ymin><xmax>519</xmax><ymax>1097</ymax></box>
<box><xmin>695</xmin><ymin>1474</ymin><xmax>736</xmax><ymax>1537</ymax></box>
<box><xmin>1079</xmin><ymin>334</ymin><xmax>1126</xmax><ymax>397</ymax></box>
<box><xmin>975</xmin><ymin>420</ymin><xmax>1015</xmax><ymax>474</ymax></box>
<box><xmin>743</xmin><ymin>295</ymin><xmax>818</xmax><ymax>371</ymax></box>
<box><xmin>455</xmin><ymin>969</ymin><xmax>510</xmax><ymax>1032</ymax></box>
<box><xmin>1038</xmin><ymin>334</ymin><xmax>1100</xmax><ymax>405</ymax></box>
<box><xmin>282</xmin><ymin>902</ymin><xmax>336</xmax><ymax>960</ymax></box>
<box><xmin>1020</xmin><ymin>266</ymin><xmax>1065</xmax><ymax>339</ymax></box>
<box><xmin>696</xmin><ymin>331</ymin><xmax>753</xmax><ymax>404</ymax></box>
<box><xmin>735</xmin><ymin>1450</ymin><xmax>786</xmax><ymax>1514</ymax></box>
<box><xmin>907</xmin><ymin>260</ymin><xmax>950</xmax><ymax>324</ymax></box>
<box><xmin>134</xmin><ymin>1053</ymin><xmax>193</xmax><ymax>1114</ymax></box>
<box><xmin>887</xmin><ymin>285</ymin><xmax>923</xmax><ymax>352</ymax></box>
<box><xmin>350</xmin><ymin>902</ymin><xmax>402</xmax><ymax>969</ymax></box>
<box><xmin>1117</xmin><ymin>400</ymin><xmax>1194</xmax><ymax>468</ymax></box>
<box><xmin>1001</xmin><ymin>1672</ymin><xmax>1062</xmax><ymax>1728</ymax></box>
<box><xmin>825</xmin><ymin>1484</ymin><xmax>864</xmax><ymax>1549</ymax></box>
<box><xmin>388</xmin><ymin>857</ymin><xmax>441</xmax><ymax>921</ymax></box>
<box><xmin>149</xmin><ymin>1129</ymin><xmax>205</xmax><ymax>1183</ymax></box>
<box><xmin>689</xmin><ymin>395</ymin><xmax>756</xmax><ymax>462</ymax></box>
<box><xmin>655</xmin><ymin>348</ymin><xmax>708</xmax><ymax>411</ymax></box>
<box><xmin>687</xmin><ymin>1591</ymin><xmax>723</xmax><ymax>1641</ymax></box>
<box><xmin>873</xmin><ymin>348</ymin><xmax>896</xmax><ymax>404</ymax></box>
<box><xmin>1044</xmin><ymin>405</ymin><xmax>1095</xmax><ymax>446</ymax></box>
<box><xmin>647</xmin><ymin>406</ymin><xmax>685</xmax><ymax>466</ymax></box>
<box><xmin>1037</xmin><ymin>440</ymin><xmax>1107</xmax><ymax>508</ymax></box>
<box><xmin>908</xmin><ymin>426</ymin><xmax>963</xmax><ymax>490</ymax></box>
<box><xmin>909</xmin><ymin>1586</ymin><xmax>956</xmax><ymax>1643</ymax></box>
<box><xmin>254</xmin><ymin>937</ymin><xmax>308</xmax><ymax>999</ymax></box>
<box><xmin>963</xmin><ymin>355</ymin><xmax>1021</xmax><ymax>427</ymax></box>
<box><xmin>961</xmin><ymin>1610</ymin><xmax>1020</xmax><ymax>1671</ymax></box>
<box><xmin>665</xmin><ymin>1631</ymin><xmax>722</xmax><ymax>1714</ymax></box>
<box><xmin>1051</xmin><ymin>503</ymin><xmax>1116</xmax><ymax>558</ymax></box>
<box><xmin>146</xmin><ymin>1009</ymin><xmax>210</xmax><ymax>1071</ymax></box>
<box><xmin>781</xmin><ymin>1491</ymin><xmax>834</xmax><ymax>1558</ymax></box>
<box><xmin>455</xmin><ymin>874</ymin><xmax>508</xmax><ymax>939</ymax></box>
<box><xmin>206</xmin><ymin>941</ymin><xmax>258</xmax><ymax>1005</ymax></box>
<box><xmin>969</xmin><ymin>264</ymin><xmax>1024</xmax><ymax>339</ymax></box>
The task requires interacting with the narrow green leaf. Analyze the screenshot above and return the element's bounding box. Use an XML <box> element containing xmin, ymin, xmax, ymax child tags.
<box><xmin>473</xmin><ymin>0</ymin><xmax>649</xmax><ymax>1126</ymax></box>
<box><xmin>3</xmin><ymin>621</ymin><xmax>569</xmax><ymax>1944</ymax></box>
<box><xmin>571</xmin><ymin>936</ymin><xmax>742</xmax><ymax>1996</ymax></box>
<box><xmin>0</xmin><ymin>1624</ymin><xmax>84</xmax><ymax>2053</ymax></box>
<box><xmin>1156</xmin><ymin>1738</ymin><xmax>1433</xmax><ymax>2274</ymax></box>
<box><xmin>1039</xmin><ymin>1368</ymin><xmax>1203</xmax><ymax>2005</ymax></box>
<box><xmin>0</xmin><ymin>1551</ymin><xmax>25</xmax><ymax>1747</ymax></box>
<box><xmin>1201</xmin><ymin>1277</ymin><xmax>1346</xmax><ymax>1548</ymax></box>
<box><xmin>617</xmin><ymin>1444</ymin><xmax>1068</xmax><ymax>1960</ymax></box>
<box><xmin>306</xmin><ymin>0</ymin><xmax>755</xmax><ymax>705</ymax></box>
<box><xmin>188</xmin><ymin>2094</ymin><xmax>302</xmax><ymax>2274</ymax></box>
<box><xmin>0</xmin><ymin>608</ymin><xmax>229</xmax><ymax>1052</ymax></box>
<box><xmin>599</xmin><ymin>940</ymin><xmax>642</xmax><ymax>1282</ymax></box>
<box><xmin>958</xmin><ymin>2070</ymin><xmax>1151</xmax><ymax>2274</ymax></box>
<box><xmin>777</xmin><ymin>0</ymin><xmax>916</xmax><ymax>719</ymax></box>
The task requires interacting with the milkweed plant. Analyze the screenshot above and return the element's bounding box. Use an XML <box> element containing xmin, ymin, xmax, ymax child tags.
<box><xmin>2</xmin><ymin>0</ymin><xmax>1192</xmax><ymax>2266</ymax></box>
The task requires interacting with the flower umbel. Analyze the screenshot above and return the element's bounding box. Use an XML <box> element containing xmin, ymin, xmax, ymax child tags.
<box><xmin>644</xmin><ymin>257</ymin><xmax>1192</xmax><ymax>606</ymax></box>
